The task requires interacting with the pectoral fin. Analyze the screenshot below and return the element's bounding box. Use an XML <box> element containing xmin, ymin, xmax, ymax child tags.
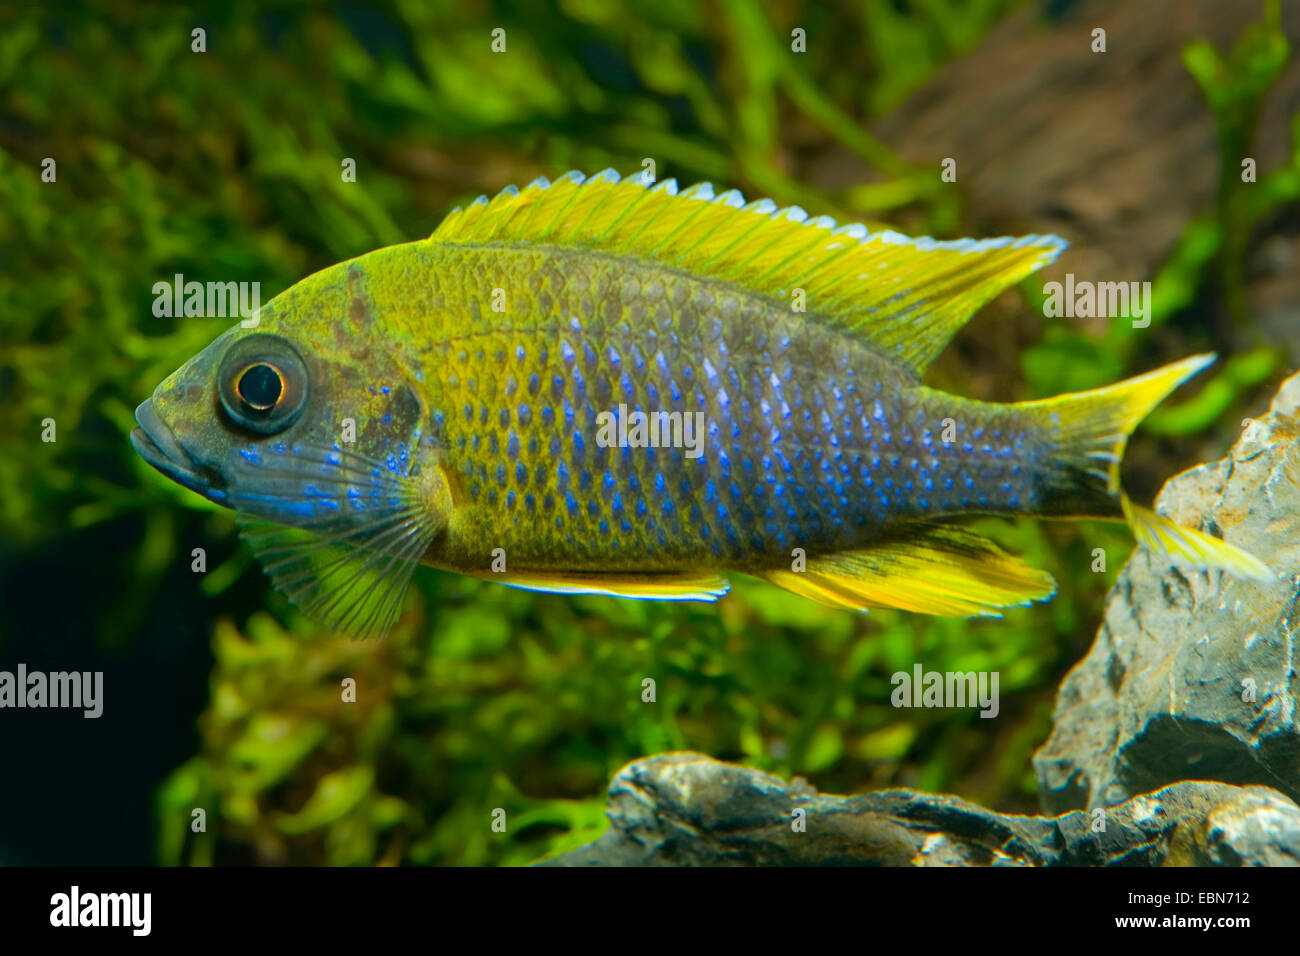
<box><xmin>760</xmin><ymin>525</ymin><xmax>1056</xmax><ymax>617</ymax></box>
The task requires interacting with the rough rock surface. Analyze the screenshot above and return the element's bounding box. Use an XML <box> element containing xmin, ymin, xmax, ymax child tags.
<box><xmin>1034</xmin><ymin>372</ymin><xmax>1300</xmax><ymax>814</ymax></box>
<box><xmin>543</xmin><ymin>752</ymin><xmax>1300</xmax><ymax>866</ymax></box>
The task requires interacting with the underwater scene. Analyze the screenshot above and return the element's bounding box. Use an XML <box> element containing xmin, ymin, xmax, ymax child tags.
<box><xmin>3</xmin><ymin>0</ymin><xmax>1300</xmax><ymax>892</ymax></box>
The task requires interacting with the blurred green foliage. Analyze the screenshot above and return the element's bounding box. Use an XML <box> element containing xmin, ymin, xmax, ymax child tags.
<box><xmin>1</xmin><ymin>0</ymin><xmax>1293</xmax><ymax>865</ymax></box>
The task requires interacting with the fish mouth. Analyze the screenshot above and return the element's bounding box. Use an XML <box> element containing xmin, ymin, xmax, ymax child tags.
<box><xmin>131</xmin><ymin>399</ymin><xmax>228</xmax><ymax>504</ymax></box>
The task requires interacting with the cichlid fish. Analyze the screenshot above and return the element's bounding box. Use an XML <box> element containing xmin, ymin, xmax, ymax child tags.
<box><xmin>132</xmin><ymin>169</ymin><xmax>1271</xmax><ymax>638</ymax></box>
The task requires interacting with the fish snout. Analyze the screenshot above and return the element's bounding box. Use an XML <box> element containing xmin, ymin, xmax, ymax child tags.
<box><xmin>131</xmin><ymin>398</ymin><xmax>228</xmax><ymax>503</ymax></box>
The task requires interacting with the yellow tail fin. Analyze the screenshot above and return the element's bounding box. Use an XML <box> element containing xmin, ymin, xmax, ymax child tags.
<box><xmin>1023</xmin><ymin>353</ymin><xmax>1271</xmax><ymax>582</ymax></box>
<box><xmin>1022</xmin><ymin>353</ymin><xmax>1215</xmax><ymax>501</ymax></box>
<box><xmin>1121</xmin><ymin>493</ymin><xmax>1272</xmax><ymax>582</ymax></box>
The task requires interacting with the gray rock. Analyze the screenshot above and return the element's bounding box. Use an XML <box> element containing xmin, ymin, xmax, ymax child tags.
<box><xmin>1034</xmin><ymin>372</ymin><xmax>1300</xmax><ymax>814</ymax></box>
<box><xmin>543</xmin><ymin>752</ymin><xmax>1300</xmax><ymax>866</ymax></box>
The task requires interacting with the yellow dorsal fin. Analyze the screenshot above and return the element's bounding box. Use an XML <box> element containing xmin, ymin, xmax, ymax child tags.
<box><xmin>759</xmin><ymin>525</ymin><xmax>1057</xmax><ymax>617</ymax></box>
<box><xmin>431</xmin><ymin>169</ymin><xmax>1067</xmax><ymax>374</ymax></box>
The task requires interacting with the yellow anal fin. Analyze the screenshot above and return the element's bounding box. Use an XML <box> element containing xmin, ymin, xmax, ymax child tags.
<box><xmin>487</xmin><ymin>569</ymin><xmax>731</xmax><ymax>602</ymax></box>
<box><xmin>1121</xmin><ymin>494</ymin><xmax>1272</xmax><ymax>582</ymax></box>
<box><xmin>760</xmin><ymin>526</ymin><xmax>1056</xmax><ymax>617</ymax></box>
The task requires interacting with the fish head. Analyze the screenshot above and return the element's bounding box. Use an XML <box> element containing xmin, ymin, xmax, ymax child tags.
<box><xmin>133</xmin><ymin>263</ymin><xmax>446</xmax><ymax>639</ymax></box>
<box><xmin>132</xmin><ymin>271</ymin><xmax>436</xmax><ymax>527</ymax></box>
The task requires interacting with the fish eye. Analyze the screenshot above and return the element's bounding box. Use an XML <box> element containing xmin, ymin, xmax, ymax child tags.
<box><xmin>237</xmin><ymin>363</ymin><xmax>284</xmax><ymax>410</ymax></box>
<box><xmin>218</xmin><ymin>334</ymin><xmax>309</xmax><ymax>435</ymax></box>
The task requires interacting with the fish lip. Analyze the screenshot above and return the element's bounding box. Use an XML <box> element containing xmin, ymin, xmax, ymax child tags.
<box><xmin>132</xmin><ymin>399</ymin><xmax>228</xmax><ymax>504</ymax></box>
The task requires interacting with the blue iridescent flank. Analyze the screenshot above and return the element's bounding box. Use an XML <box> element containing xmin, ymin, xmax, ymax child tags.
<box><xmin>430</xmin><ymin>258</ymin><xmax>1057</xmax><ymax>568</ymax></box>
